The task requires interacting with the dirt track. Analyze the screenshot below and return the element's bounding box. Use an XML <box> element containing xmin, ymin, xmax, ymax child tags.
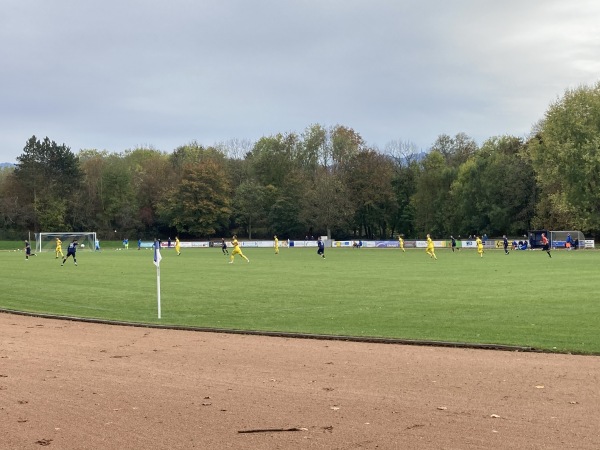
<box><xmin>1</xmin><ymin>312</ymin><xmax>599</xmax><ymax>449</ymax></box>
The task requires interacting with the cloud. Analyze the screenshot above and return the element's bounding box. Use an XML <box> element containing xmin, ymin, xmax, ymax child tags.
<box><xmin>1</xmin><ymin>1</ymin><xmax>599</xmax><ymax>162</ymax></box>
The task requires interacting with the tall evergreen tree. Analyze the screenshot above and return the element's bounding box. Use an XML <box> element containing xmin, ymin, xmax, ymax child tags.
<box><xmin>13</xmin><ymin>136</ymin><xmax>82</xmax><ymax>230</ymax></box>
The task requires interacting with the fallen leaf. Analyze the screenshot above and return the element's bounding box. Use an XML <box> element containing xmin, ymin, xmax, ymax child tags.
<box><xmin>437</xmin><ymin>406</ymin><xmax>447</xmax><ymax>410</ymax></box>
<box><xmin>490</xmin><ymin>414</ymin><xmax>500</xmax><ymax>418</ymax></box>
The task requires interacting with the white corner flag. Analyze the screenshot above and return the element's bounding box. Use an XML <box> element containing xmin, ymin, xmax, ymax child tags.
<box><xmin>153</xmin><ymin>242</ymin><xmax>162</xmax><ymax>319</ymax></box>
<box><xmin>154</xmin><ymin>245</ymin><xmax>162</xmax><ymax>267</ymax></box>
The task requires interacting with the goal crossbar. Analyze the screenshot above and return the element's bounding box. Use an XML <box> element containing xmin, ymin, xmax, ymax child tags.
<box><xmin>35</xmin><ymin>232</ymin><xmax>97</xmax><ymax>253</ymax></box>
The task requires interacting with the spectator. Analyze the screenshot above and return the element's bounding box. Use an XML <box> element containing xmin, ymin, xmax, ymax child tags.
<box><xmin>566</xmin><ymin>233</ymin><xmax>573</xmax><ymax>250</ymax></box>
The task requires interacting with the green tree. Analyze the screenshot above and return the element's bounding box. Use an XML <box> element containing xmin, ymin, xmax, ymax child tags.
<box><xmin>13</xmin><ymin>136</ymin><xmax>82</xmax><ymax>230</ymax></box>
<box><xmin>410</xmin><ymin>134</ymin><xmax>479</xmax><ymax>237</ymax></box>
<box><xmin>100</xmin><ymin>154</ymin><xmax>138</xmax><ymax>234</ymax></box>
<box><xmin>390</xmin><ymin>160</ymin><xmax>418</xmax><ymax>238</ymax></box>
<box><xmin>431</xmin><ymin>132</ymin><xmax>478</xmax><ymax>167</ymax></box>
<box><xmin>383</xmin><ymin>140</ymin><xmax>421</xmax><ymax>237</ymax></box>
<box><xmin>232</xmin><ymin>180</ymin><xmax>267</xmax><ymax>239</ymax></box>
<box><xmin>450</xmin><ymin>136</ymin><xmax>535</xmax><ymax>236</ymax></box>
<box><xmin>160</xmin><ymin>161</ymin><xmax>231</xmax><ymax>237</ymax></box>
<box><xmin>170</xmin><ymin>142</ymin><xmax>227</xmax><ymax>177</ymax></box>
<box><xmin>330</xmin><ymin>125</ymin><xmax>364</xmax><ymax>169</ymax></box>
<box><xmin>527</xmin><ymin>82</ymin><xmax>600</xmax><ymax>233</ymax></box>
<box><xmin>301</xmin><ymin>169</ymin><xmax>354</xmax><ymax>239</ymax></box>
<box><xmin>344</xmin><ymin>150</ymin><xmax>396</xmax><ymax>238</ymax></box>
<box><xmin>411</xmin><ymin>151</ymin><xmax>454</xmax><ymax>236</ymax></box>
<box><xmin>78</xmin><ymin>150</ymin><xmax>109</xmax><ymax>232</ymax></box>
<box><xmin>299</xmin><ymin>124</ymin><xmax>328</xmax><ymax>175</ymax></box>
<box><xmin>259</xmin><ymin>171</ymin><xmax>308</xmax><ymax>238</ymax></box>
<box><xmin>0</xmin><ymin>168</ymin><xmax>33</xmax><ymax>236</ymax></box>
<box><xmin>124</xmin><ymin>148</ymin><xmax>172</xmax><ymax>234</ymax></box>
<box><xmin>246</xmin><ymin>133</ymin><xmax>299</xmax><ymax>187</ymax></box>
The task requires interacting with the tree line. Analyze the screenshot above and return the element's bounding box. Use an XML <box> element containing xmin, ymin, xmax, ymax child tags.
<box><xmin>1</xmin><ymin>82</ymin><xmax>599</xmax><ymax>241</ymax></box>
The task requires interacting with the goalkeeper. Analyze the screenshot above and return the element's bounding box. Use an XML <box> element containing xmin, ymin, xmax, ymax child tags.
<box><xmin>55</xmin><ymin>237</ymin><xmax>64</xmax><ymax>259</ymax></box>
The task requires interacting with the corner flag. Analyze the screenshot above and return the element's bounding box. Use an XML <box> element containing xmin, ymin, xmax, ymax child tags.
<box><xmin>154</xmin><ymin>245</ymin><xmax>162</xmax><ymax>267</ymax></box>
<box><xmin>153</xmin><ymin>241</ymin><xmax>162</xmax><ymax>319</ymax></box>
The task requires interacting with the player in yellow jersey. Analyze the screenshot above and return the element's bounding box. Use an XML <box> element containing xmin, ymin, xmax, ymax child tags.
<box><xmin>229</xmin><ymin>235</ymin><xmax>249</xmax><ymax>263</ymax></box>
<box><xmin>476</xmin><ymin>236</ymin><xmax>484</xmax><ymax>257</ymax></box>
<box><xmin>398</xmin><ymin>236</ymin><xmax>405</xmax><ymax>252</ymax></box>
<box><xmin>175</xmin><ymin>236</ymin><xmax>181</xmax><ymax>256</ymax></box>
<box><xmin>426</xmin><ymin>234</ymin><xmax>437</xmax><ymax>260</ymax></box>
<box><xmin>55</xmin><ymin>237</ymin><xmax>64</xmax><ymax>259</ymax></box>
<box><xmin>274</xmin><ymin>235</ymin><xmax>279</xmax><ymax>254</ymax></box>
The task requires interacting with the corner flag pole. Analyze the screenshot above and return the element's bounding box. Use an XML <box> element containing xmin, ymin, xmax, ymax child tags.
<box><xmin>153</xmin><ymin>241</ymin><xmax>162</xmax><ymax>319</ymax></box>
<box><xmin>157</xmin><ymin>264</ymin><xmax>161</xmax><ymax>319</ymax></box>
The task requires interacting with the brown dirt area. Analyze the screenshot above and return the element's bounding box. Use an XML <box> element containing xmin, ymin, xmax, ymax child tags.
<box><xmin>1</xmin><ymin>312</ymin><xmax>599</xmax><ymax>449</ymax></box>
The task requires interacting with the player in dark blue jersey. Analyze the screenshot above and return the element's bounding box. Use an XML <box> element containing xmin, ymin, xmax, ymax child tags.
<box><xmin>503</xmin><ymin>235</ymin><xmax>510</xmax><ymax>255</ymax></box>
<box><xmin>61</xmin><ymin>239</ymin><xmax>79</xmax><ymax>266</ymax></box>
<box><xmin>317</xmin><ymin>236</ymin><xmax>325</xmax><ymax>258</ymax></box>
<box><xmin>221</xmin><ymin>238</ymin><xmax>229</xmax><ymax>255</ymax></box>
<box><xmin>25</xmin><ymin>240</ymin><xmax>35</xmax><ymax>260</ymax></box>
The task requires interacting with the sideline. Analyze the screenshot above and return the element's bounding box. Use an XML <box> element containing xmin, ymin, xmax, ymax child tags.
<box><xmin>0</xmin><ymin>307</ymin><xmax>538</xmax><ymax>353</ymax></box>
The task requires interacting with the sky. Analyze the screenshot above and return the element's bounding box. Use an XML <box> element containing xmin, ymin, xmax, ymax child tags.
<box><xmin>1</xmin><ymin>0</ymin><xmax>599</xmax><ymax>163</ymax></box>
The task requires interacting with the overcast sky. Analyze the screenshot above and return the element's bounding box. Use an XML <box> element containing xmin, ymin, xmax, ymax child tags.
<box><xmin>1</xmin><ymin>1</ymin><xmax>599</xmax><ymax>163</ymax></box>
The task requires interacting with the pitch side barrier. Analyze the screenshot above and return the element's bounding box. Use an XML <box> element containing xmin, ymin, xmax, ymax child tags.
<box><xmin>331</xmin><ymin>240</ymin><xmax>445</xmax><ymax>248</ymax></box>
<box><xmin>331</xmin><ymin>239</ymin><xmax>488</xmax><ymax>248</ymax></box>
<box><xmin>134</xmin><ymin>239</ymin><xmax>596</xmax><ymax>250</ymax></box>
<box><xmin>156</xmin><ymin>239</ymin><xmax>323</xmax><ymax>249</ymax></box>
<box><xmin>333</xmin><ymin>239</ymin><xmax>595</xmax><ymax>249</ymax></box>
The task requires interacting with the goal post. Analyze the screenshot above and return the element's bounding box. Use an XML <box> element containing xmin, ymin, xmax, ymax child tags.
<box><xmin>35</xmin><ymin>232</ymin><xmax>97</xmax><ymax>253</ymax></box>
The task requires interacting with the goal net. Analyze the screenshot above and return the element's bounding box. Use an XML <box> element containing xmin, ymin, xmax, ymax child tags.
<box><xmin>35</xmin><ymin>232</ymin><xmax>97</xmax><ymax>253</ymax></box>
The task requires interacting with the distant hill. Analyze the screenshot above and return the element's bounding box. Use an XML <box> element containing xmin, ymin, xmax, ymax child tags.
<box><xmin>0</xmin><ymin>162</ymin><xmax>15</xmax><ymax>168</ymax></box>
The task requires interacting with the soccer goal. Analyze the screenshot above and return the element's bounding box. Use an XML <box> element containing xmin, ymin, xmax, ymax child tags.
<box><xmin>35</xmin><ymin>232</ymin><xmax>97</xmax><ymax>253</ymax></box>
<box><xmin>549</xmin><ymin>230</ymin><xmax>585</xmax><ymax>250</ymax></box>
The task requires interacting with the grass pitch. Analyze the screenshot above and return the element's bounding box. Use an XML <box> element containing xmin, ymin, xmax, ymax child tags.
<box><xmin>1</xmin><ymin>244</ymin><xmax>599</xmax><ymax>354</ymax></box>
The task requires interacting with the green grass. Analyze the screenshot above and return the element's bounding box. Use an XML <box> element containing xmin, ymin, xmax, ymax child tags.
<box><xmin>0</xmin><ymin>241</ymin><xmax>26</xmax><ymax>251</ymax></box>
<box><xmin>1</xmin><ymin>245</ymin><xmax>599</xmax><ymax>354</ymax></box>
